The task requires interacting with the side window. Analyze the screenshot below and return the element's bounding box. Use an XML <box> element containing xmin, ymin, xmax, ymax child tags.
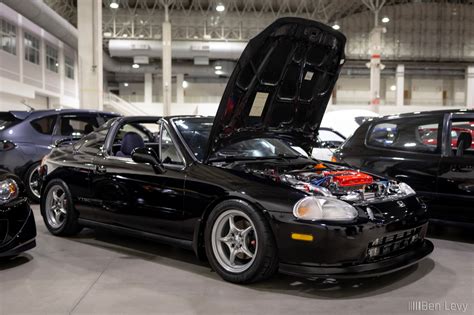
<box><xmin>368</xmin><ymin>117</ymin><xmax>442</xmax><ymax>153</ymax></box>
<box><xmin>160</xmin><ymin>127</ymin><xmax>183</xmax><ymax>165</ymax></box>
<box><xmin>75</xmin><ymin>129</ymin><xmax>108</xmax><ymax>154</ymax></box>
<box><xmin>111</xmin><ymin>121</ymin><xmax>160</xmax><ymax>157</ymax></box>
<box><xmin>31</xmin><ymin>115</ymin><xmax>57</xmax><ymax>135</ymax></box>
<box><xmin>449</xmin><ymin>119</ymin><xmax>474</xmax><ymax>157</ymax></box>
<box><xmin>58</xmin><ymin>114</ymin><xmax>99</xmax><ymax>137</ymax></box>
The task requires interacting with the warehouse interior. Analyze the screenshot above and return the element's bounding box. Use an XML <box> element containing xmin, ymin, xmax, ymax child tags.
<box><xmin>0</xmin><ymin>1</ymin><xmax>473</xmax><ymax>314</ymax></box>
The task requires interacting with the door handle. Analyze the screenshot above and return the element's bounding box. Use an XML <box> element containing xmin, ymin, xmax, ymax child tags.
<box><xmin>95</xmin><ymin>165</ymin><xmax>107</xmax><ymax>174</ymax></box>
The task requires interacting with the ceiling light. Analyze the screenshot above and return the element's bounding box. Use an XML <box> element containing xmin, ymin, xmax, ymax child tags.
<box><xmin>124</xmin><ymin>82</ymin><xmax>129</xmax><ymax>87</ymax></box>
<box><xmin>381</xmin><ymin>16</ymin><xmax>390</xmax><ymax>23</ymax></box>
<box><xmin>103</xmin><ymin>31</ymin><xmax>112</xmax><ymax>37</ymax></box>
<box><xmin>390</xmin><ymin>85</ymin><xmax>396</xmax><ymax>91</ymax></box>
<box><xmin>139</xmin><ymin>34</ymin><xmax>144</xmax><ymax>38</ymax></box>
<box><xmin>332</xmin><ymin>24</ymin><xmax>340</xmax><ymax>30</ymax></box>
<box><xmin>215</xmin><ymin>70</ymin><xmax>224</xmax><ymax>75</ymax></box>
<box><xmin>109</xmin><ymin>0</ymin><xmax>119</xmax><ymax>9</ymax></box>
<box><xmin>132</xmin><ymin>63</ymin><xmax>140</xmax><ymax>69</ymax></box>
<box><xmin>214</xmin><ymin>65</ymin><xmax>222</xmax><ymax>70</ymax></box>
<box><xmin>122</xmin><ymin>34</ymin><xmax>128</xmax><ymax>38</ymax></box>
<box><xmin>182</xmin><ymin>80</ymin><xmax>189</xmax><ymax>89</ymax></box>
<box><xmin>216</xmin><ymin>3</ymin><xmax>225</xmax><ymax>12</ymax></box>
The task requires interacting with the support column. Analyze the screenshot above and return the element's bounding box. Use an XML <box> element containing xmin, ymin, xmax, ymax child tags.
<box><xmin>77</xmin><ymin>0</ymin><xmax>103</xmax><ymax>110</ymax></box>
<box><xmin>144</xmin><ymin>73</ymin><xmax>153</xmax><ymax>104</ymax></box>
<box><xmin>176</xmin><ymin>74</ymin><xmax>184</xmax><ymax>105</ymax></box>
<box><xmin>162</xmin><ymin>5</ymin><xmax>172</xmax><ymax>115</ymax></box>
<box><xmin>367</xmin><ymin>26</ymin><xmax>384</xmax><ymax>110</ymax></box>
<box><xmin>396</xmin><ymin>64</ymin><xmax>405</xmax><ymax>107</ymax></box>
<box><xmin>466</xmin><ymin>65</ymin><xmax>474</xmax><ymax>108</ymax></box>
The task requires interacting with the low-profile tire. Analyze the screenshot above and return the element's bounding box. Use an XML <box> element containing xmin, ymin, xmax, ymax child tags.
<box><xmin>24</xmin><ymin>162</ymin><xmax>41</xmax><ymax>203</ymax></box>
<box><xmin>40</xmin><ymin>179</ymin><xmax>82</xmax><ymax>236</ymax></box>
<box><xmin>204</xmin><ymin>199</ymin><xmax>278</xmax><ymax>284</ymax></box>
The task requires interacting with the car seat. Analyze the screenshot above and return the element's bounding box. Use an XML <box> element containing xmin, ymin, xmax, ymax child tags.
<box><xmin>116</xmin><ymin>132</ymin><xmax>145</xmax><ymax>157</ymax></box>
<box><xmin>456</xmin><ymin>132</ymin><xmax>472</xmax><ymax>157</ymax></box>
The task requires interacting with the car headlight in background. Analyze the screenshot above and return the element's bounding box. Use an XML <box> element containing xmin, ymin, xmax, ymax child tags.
<box><xmin>398</xmin><ymin>182</ymin><xmax>416</xmax><ymax>196</ymax></box>
<box><xmin>293</xmin><ymin>196</ymin><xmax>358</xmax><ymax>221</ymax></box>
<box><xmin>0</xmin><ymin>178</ymin><xmax>19</xmax><ymax>205</ymax></box>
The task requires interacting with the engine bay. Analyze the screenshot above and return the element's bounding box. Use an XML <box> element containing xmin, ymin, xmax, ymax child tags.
<box><xmin>218</xmin><ymin>160</ymin><xmax>411</xmax><ymax>205</ymax></box>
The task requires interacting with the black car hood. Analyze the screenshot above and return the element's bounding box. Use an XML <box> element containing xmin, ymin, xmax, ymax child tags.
<box><xmin>205</xmin><ymin>17</ymin><xmax>346</xmax><ymax>161</ymax></box>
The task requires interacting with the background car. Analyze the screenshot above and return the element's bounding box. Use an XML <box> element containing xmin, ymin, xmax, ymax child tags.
<box><xmin>321</xmin><ymin>109</ymin><xmax>379</xmax><ymax>138</ymax></box>
<box><xmin>334</xmin><ymin>109</ymin><xmax>474</xmax><ymax>225</ymax></box>
<box><xmin>0</xmin><ymin>170</ymin><xmax>36</xmax><ymax>259</ymax></box>
<box><xmin>311</xmin><ymin>127</ymin><xmax>346</xmax><ymax>161</ymax></box>
<box><xmin>0</xmin><ymin>109</ymin><xmax>118</xmax><ymax>202</ymax></box>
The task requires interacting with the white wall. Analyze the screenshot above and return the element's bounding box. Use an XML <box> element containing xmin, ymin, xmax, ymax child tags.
<box><xmin>0</xmin><ymin>3</ymin><xmax>79</xmax><ymax>111</ymax></box>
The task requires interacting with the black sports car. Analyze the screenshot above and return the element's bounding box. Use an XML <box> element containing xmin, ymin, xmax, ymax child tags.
<box><xmin>334</xmin><ymin>109</ymin><xmax>474</xmax><ymax>225</ymax></box>
<box><xmin>0</xmin><ymin>170</ymin><xmax>36</xmax><ymax>258</ymax></box>
<box><xmin>39</xmin><ymin>18</ymin><xmax>433</xmax><ymax>283</ymax></box>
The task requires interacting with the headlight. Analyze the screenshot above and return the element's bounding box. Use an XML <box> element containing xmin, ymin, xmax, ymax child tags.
<box><xmin>293</xmin><ymin>196</ymin><xmax>358</xmax><ymax>221</ymax></box>
<box><xmin>398</xmin><ymin>182</ymin><xmax>416</xmax><ymax>196</ymax></box>
<box><xmin>0</xmin><ymin>178</ymin><xmax>19</xmax><ymax>205</ymax></box>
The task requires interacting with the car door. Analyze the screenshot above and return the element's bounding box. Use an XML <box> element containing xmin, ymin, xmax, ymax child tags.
<box><xmin>89</xmin><ymin>121</ymin><xmax>187</xmax><ymax>239</ymax></box>
<box><xmin>435</xmin><ymin>113</ymin><xmax>474</xmax><ymax>223</ymax></box>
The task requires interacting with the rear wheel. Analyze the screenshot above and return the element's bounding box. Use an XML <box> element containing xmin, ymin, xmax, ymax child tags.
<box><xmin>205</xmin><ymin>200</ymin><xmax>278</xmax><ymax>284</ymax></box>
<box><xmin>25</xmin><ymin>163</ymin><xmax>41</xmax><ymax>203</ymax></box>
<box><xmin>41</xmin><ymin>179</ymin><xmax>82</xmax><ymax>236</ymax></box>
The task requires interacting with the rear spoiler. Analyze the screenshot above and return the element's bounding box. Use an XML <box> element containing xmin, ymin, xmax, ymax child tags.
<box><xmin>0</xmin><ymin>111</ymin><xmax>32</xmax><ymax>120</ymax></box>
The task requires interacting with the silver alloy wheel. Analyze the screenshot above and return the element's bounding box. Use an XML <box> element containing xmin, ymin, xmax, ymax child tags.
<box><xmin>45</xmin><ymin>185</ymin><xmax>68</xmax><ymax>229</ymax></box>
<box><xmin>28</xmin><ymin>166</ymin><xmax>41</xmax><ymax>199</ymax></box>
<box><xmin>211</xmin><ymin>209</ymin><xmax>258</xmax><ymax>273</ymax></box>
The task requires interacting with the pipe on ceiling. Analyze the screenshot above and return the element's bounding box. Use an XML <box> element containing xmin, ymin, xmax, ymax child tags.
<box><xmin>108</xmin><ymin>39</ymin><xmax>246</xmax><ymax>60</ymax></box>
<box><xmin>1</xmin><ymin>0</ymin><xmax>78</xmax><ymax>49</ymax></box>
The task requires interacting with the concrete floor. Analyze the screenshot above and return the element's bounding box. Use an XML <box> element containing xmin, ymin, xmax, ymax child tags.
<box><xmin>0</xmin><ymin>206</ymin><xmax>472</xmax><ymax>315</ymax></box>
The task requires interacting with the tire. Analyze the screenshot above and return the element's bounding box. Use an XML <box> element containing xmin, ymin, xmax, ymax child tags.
<box><xmin>204</xmin><ymin>199</ymin><xmax>278</xmax><ymax>284</ymax></box>
<box><xmin>24</xmin><ymin>162</ymin><xmax>41</xmax><ymax>203</ymax></box>
<box><xmin>40</xmin><ymin>179</ymin><xmax>82</xmax><ymax>236</ymax></box>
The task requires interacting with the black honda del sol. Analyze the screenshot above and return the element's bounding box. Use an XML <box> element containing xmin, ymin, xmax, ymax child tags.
<box><xmin>39</xmin><ymin>18</ymin><xmax>433</xmax><ymax>284</ymax></box>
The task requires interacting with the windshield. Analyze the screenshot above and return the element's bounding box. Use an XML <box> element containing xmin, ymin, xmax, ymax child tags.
<box><xmin>212</xmin><ymin>138</ymin><xmax>300</xmax><ymax>161</ymax></box>
<box><xmin>173</xmin><ymin>117</ymin><xmax>300</xmax><ymax>162</ymax></box>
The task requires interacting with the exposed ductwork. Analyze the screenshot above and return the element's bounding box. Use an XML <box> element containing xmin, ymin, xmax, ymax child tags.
<box><xmin>108</xmin><ymin>40</ymin><xmax>246</xmax><ymax>60</ymax></box>
<box><xmin>1</xmin><ymin>0</ymin><xmax>78</xmax><ymax>49</ymax></box>
<box><xmin>103</xmin><ymin>54</ymin><xmax>230</xmax><ymax>77</ymax></box>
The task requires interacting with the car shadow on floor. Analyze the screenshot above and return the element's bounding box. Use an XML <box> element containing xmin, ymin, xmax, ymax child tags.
<box><xmin>0</xmin><ymin>254</ymin><xmax>33</xmax><ymax>271</ymax></box>
<box><xmin>63</xmin><ymin>227</ymin><xmax>438</xmax><ymax>299</ymax></box>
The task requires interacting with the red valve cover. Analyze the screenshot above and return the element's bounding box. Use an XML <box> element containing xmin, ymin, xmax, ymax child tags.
<box><xmin>322</xmin><ymin>170</ymin><xmax>373</xmax><ymax>187</ymax></box>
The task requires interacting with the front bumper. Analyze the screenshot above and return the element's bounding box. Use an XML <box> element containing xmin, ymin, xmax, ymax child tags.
<box><xmin>279</xmin><ymin>239</ymin><xmax>433</xmax><ymax>278</ymax></box>
<box><xmin>0</xmin><ymin>197</ymin><xmax>37</xmax><ymax>257</ymax></box>
<box><xmin>269</xmin><ymin>195</ymin><xmax>433</xmax><ymax>278</ymax></box>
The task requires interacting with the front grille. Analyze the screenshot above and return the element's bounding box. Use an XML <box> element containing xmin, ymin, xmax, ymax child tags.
<box><xmin>0</xmin><ymin>219</ymin><xmax>8</xmax><ymax>245</ymax></box>
<box><xmin>367</xmin><ymin>226</ymin><xmax>424</xmax><ymax>260</ymax></box>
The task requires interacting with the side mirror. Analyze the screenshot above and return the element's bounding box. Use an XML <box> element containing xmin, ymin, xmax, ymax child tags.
<box><xmin>131</xmin><ymin>147</ymin><xmax>165</xmax><ymax>174</ymax></box>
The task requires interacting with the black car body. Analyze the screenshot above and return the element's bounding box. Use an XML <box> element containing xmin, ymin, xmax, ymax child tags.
<box><xmin>334</xmin><ymin>110</ymin><xmax>474</xmax><ymax>225</ymax></box>
<box><xmin>0</xmin><ymin>170</ymin><xmax>36</xmax><ymax>258</ymax></box>
<box><xmin>0</xmin><ymin>109</ymin><xmax>118</xmax><ymax>201</ymax></box>
<box><xmin>39</xmin><ymin>18</ymin><xmax>433</xmax><ymax>283</ymax></box>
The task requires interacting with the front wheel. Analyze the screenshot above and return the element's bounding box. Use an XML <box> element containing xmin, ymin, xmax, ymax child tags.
<box><xmin>204</xmin><ymin>200</ymin><xmax>278</xmax><ymax>284</ymax></box>
<box><xmin>41</xmin><ymin>179</ymin><xmax>82</xmax><ymax>236</ymax></box>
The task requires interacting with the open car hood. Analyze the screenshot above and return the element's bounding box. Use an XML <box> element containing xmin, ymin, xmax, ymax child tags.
<box><xmin>205</xmin><ymin>17</ymin><xmax>346</xmax><ymax>161</ymax></box>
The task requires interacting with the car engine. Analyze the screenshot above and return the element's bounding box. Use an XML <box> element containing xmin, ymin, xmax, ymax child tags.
<box><xmin>220</xmin><ymin>161</ymin><xmax>411</xmax><ymax>204</ymax></box>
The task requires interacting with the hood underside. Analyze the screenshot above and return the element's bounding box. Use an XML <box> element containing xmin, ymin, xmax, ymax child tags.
<box><xmin>206</xmin><ymin>17</ymin><xmax>346</xmax><ymax>160</ymax></box>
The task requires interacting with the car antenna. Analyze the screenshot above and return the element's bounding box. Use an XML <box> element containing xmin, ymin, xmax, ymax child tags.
<box><xmin>21</xmin><ymin>100</ymin><xmax>35</xmax><ymax>112</ymax></box>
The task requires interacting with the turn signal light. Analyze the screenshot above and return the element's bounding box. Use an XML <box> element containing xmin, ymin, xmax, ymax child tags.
<box><xmin>291</xmin><ymin>233</ymin><xmax>314</xmax><ymax>242</ymax></box>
